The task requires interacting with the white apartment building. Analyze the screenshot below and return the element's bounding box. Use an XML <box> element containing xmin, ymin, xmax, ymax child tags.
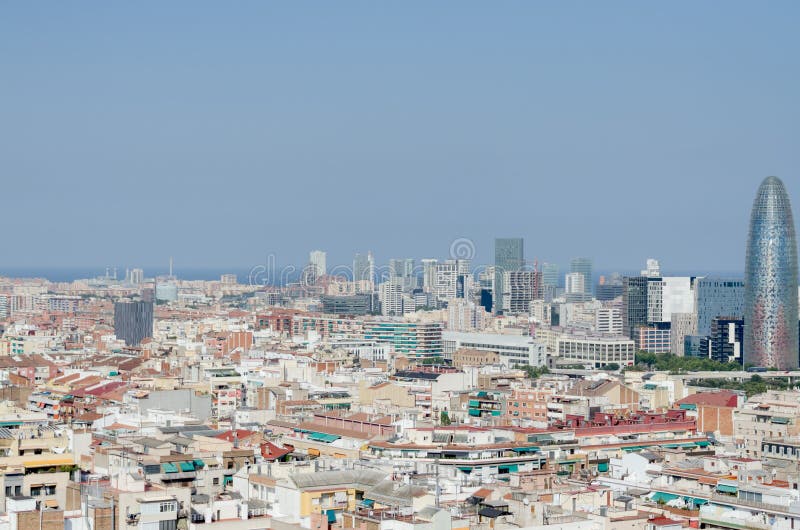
<box><xmin>446</xmin><ymin>299</ymin><xmax>489</xmax><ymax>332</ymax></box>
<box><xmin>434</xmin><ymin>260</ymin><xmax>458</xmax><ymax>300</ymax></box>
<box><xmin>442</xmin><ymin>331</ymin><xmax>547</xmax><ymax>367</ymax></box>
<box><xmin>565</xmin><ymin>272</ymin><xmax>585</xmax><ymax>295</ymax></box>
<box><xmin>421</xmin><ymin>259</ymin><xmax>438</xmax><ymax>294</ymax></box>
<box><xmin>555</xmin><ymin>332</ymin><xmax>636</xmax><ymax>368</ymax></box>
<box><xmin>379</xmin><ymin>280</ymin><xmax>413</xmax><ymax>316</ymax></box>
<box><xmin>647</xmin><ymin>276</ymin><xmax>694</xmax><ymax>323</ymax></box>
<box><xmin>309</xmin><ymin>250</ymin><xmax>327</xmax><ymax>278</ymax></box>
<box><xmin>595</xmin><ymin>308</ymin><xmax>623</xmax><ymax>334</ymax></box>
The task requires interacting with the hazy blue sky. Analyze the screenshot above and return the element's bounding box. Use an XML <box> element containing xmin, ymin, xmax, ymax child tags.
<box><xmin>2</xmin><ymin>2</ymin><xmax>799</xmax><ymax>274</ymax></box>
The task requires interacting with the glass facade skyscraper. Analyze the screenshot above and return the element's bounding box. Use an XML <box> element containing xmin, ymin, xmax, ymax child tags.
<box><xmin>744</xmin><ymin>176</ymin><xmax>799</xmax><ymax>369</ymax></box>
<box><xmin>694</xmin><ymin>278</ymin><xmax>745</xmax><ymax>337</ymax></box>
<box><xmin>114</xmin><ymin>300</ymin><xmax>154</xmax><ymax>346</ymax></box>
<box><xmin>494</xmin><ymin>238</ymin><xmax>524</xmax><ymax>314</ymax></box>
<box><xmin>622</xmin><ymin>276</ymin><xmax>648</xmax><ymax>343</ymax></box>
<box><xmin>542</xmin><ymin>263</ymin><xmax>559</xmax><ymax>288</ymax></box>
<box><xmin>570</xmin><ymin>257</ymin><xmax>593</xmax><ymax>296</ymax></box>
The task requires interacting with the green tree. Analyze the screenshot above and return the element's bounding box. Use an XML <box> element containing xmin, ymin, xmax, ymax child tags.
<box><xmin>440</xmin><ymin>410</ymin><xmax>451</xmax><ymax>426</ymax></box>
<box><xmin>515</xmin><ymin>364</ymin><xmax>550</xmax><ymax>379</ymax></box>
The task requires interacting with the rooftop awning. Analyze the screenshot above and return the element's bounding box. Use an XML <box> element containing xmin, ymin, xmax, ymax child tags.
<box><xmin>327</xmin><ymin>510</ymin><xmax>337</xmax><ymax>523</ymax></box>
<box><xmin>162</xmin><ymin>463</ymin><xmax>178</xmax><ymax>473</ymax></box>
<box><xmin>23</xmin><ymin>457</ymin><xmax>74</xmax><ymax>468</ymax></box>
<box><xmin>308</xmin><ymin>432</ymin><xmax>341</xmax><ymax>443</ymax></box>
<box><xmin>684</xmin><ymin>496</ymin><xmax>708</xmax><ymax>507</ymax></box>
<box><xmin>512</xmin><ymin>446</ymin><xmax>540</xmax><ymax>453</ymax></box>
<box><xmin>194</xmin><ymin>459</ymin><xmax>205</xmax><ymax>468</ymax></box>
<box><xmin>651</xmin><ymin>492</ymin><xmax>678</xmax><ymax>503</ymax></box>
<box><xmin>361</xmin><ymin>499</ymin><xmax>375</xmax><ymax>507</ymax></box>
<box><xmin>771</xmin><ymin>417</ymin><xmax>790</xmax><ymax>424</ymax></box>
<box><xmin>717</xmin><ymin>484</ymin><xmax>738</xmax><ymax>494</ymax></box>
<box><xmin>179</xmin><ymin>461</ymin><xmax>195</xmax><ymax>472</ymax></box>
<box><xmin>479</xmin><ymin>507</ymin><xmax>511</xmax><ymax>518</ymax></box>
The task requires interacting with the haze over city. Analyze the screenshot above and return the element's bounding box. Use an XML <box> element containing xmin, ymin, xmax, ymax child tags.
<box><xmin>2</xmin><ymin>2</ymin><xmax>799</xmax><ymax>272</ymax></box>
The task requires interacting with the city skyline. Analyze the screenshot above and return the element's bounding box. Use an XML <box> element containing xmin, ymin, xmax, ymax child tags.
<box><xmin>2</xmin><ymin>4</ymin><xmax>800</xmax><ymax>528</ymax></box>
<box><xmin>2</xmin><ymin>3</ymin><xmax>799</xmax><ymax>269</ymax></box>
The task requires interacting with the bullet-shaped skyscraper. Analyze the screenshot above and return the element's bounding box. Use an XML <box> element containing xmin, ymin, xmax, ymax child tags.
<box><xmin>744</xmin><ymin>176</ymin><xmax>799</xmax><ymax>369</ymax></box>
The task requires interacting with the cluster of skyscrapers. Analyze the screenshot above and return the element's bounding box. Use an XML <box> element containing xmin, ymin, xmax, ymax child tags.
<box><xmin>301</xmin><ymin>176</ymin><xmax>799</xmax><ymax>367</ymax></box>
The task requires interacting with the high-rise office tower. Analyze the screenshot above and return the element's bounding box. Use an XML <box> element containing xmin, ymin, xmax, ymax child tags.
<box><xmin>494</xmin><ymin>238</ymin><xmax>524</xmax><ymax>314</ymax></box>
<box><xmin>421</xmin><ymin>259</ymin><xmax>438</xmax><ymax>294</ymax></box>
<box><xmin>710</xmin><ymin>317</ymin><xmax>744</xmax><ymax>364</ymax></box>
<box><xmin>646</xmin><ymin>276</ymin><xmax>694</xmax><ymax>324</ymax></box>
<box><xmin>389</xmin><ymin>258</ymin><xmax>416</xmax><ymax>290</ymax></box>
<box><xmin>114</xmin><ymin>300</ymin><xmax>154</xmax><ymax>346</ymax></box>
<box><xmin>744</xmin><ymin>176</ymin><xmax>799</xmax><ymax>369</ymax></box>
<box><xmin>694</xmin><ymin>278</ymin><xmax>745</xmax><ymax>337</ymax></box>
<box><xmin>596</xmin><ymin>275</ymin><xmax>623</xmax><ymax>301</ymax></box>
<box><xmin>506</xmin><ymin>270</ymin><xmax>542</xmax><ymax>313</ymax></box>
<box><xmin>353</xmin><ymin>252</ymin><xmax>375</xmax><ymax>285</ymax></box>
<box><xmin>564</xmin><ymin>272</ymin><xmax>585</xmax><ymax>295</ymax></box>
<box><xmin>570</xmin><ymin>257</ymin><xmax>593</xmax><ymax>296</ymax></box>
<box><xmin>434</xmin><ymin>260</ymin><xmax>458</xmax><ymax>301</ymax></box>
<box><xmin>622</xmin><ymin>276</ymin><xmax>648</xmax><ymax>342</ymax></box>
<box><xmin>309</xmin><ymin>250</ymin><xmax>327</xmax><ymax>278</ymax></box>
<box><xmin>542</xmin><ymin>263</ymin><xmax>559</xmax><ymax>288</ymax></box>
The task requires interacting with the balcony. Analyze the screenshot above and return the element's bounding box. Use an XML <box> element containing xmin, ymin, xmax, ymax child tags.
<box><xmin>155</xmin><ymin>471</ymin><xmax>197</xmax><ymax>482</ymax></box>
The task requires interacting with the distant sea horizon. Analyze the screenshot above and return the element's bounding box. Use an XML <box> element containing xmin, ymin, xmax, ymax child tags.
<box><xmin>0</xmin><ymin>266</ymin><xmax>745</xmax><ymax>286</ymax></box>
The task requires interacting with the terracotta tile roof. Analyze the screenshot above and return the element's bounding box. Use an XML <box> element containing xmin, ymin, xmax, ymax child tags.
<box><xmin>84</xmin><ymin>381</ymin><xmax>127</xmax><ymax>397</ymax></box>
<box><xmin>106</xmin><ymin>422</ymin><xmax>137</xmax><ymax>431</ymax></box>
<box><xmin>649</xmin><ymin>517</ymin><xmax>682</xmax><ymax>526</ymax></box>
<box><xmin>215</xmin><ymin>429</ymin><xmax>257</xmax><ymax>442</ymax></box>
<box><xmin>676</xmin><ymin>391</ymin><xmax>738</xmax><ymax>408</ymax></box>
<box><xmin>472</xmin><ymin>488</ymin><xmax>493</xmax><ymax>499</ymax></box>
<box><xmin>51</xmin><ymin>373</ymin><xmax>81</xmax><ymax>385</ymax></box>
<box><xmin>261</xmin><ymin>441</ymin><xmax>292</xmax><ymax>461</ymax></box>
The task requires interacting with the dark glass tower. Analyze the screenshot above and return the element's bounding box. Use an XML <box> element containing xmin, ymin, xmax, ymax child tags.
<box><xmin>494</xmin><ymin>238</ymin><xmax>524</xmax><ymax>314</ymax></box>
<box><xmin>744</xmin><ymin>176</ymin><xmax>799</xmax><ymax>369</ymax></box>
